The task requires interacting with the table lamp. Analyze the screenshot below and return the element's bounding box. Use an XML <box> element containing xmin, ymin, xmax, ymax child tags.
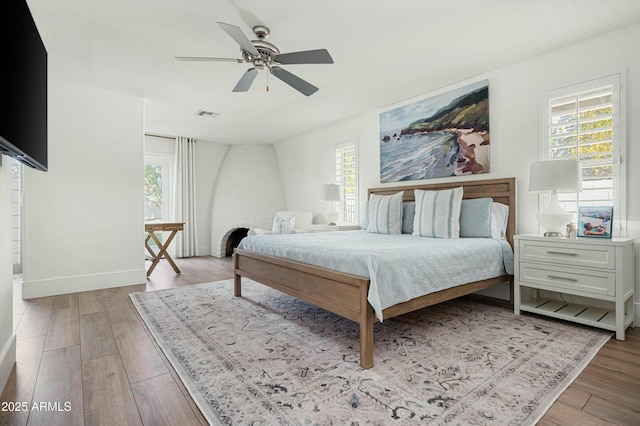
<box><xmin>321</xmin><ymin>183</ymin><xmax>343</xmax><ymax>225</ymax></box>
<box><xmin>529</xmin><ymin>159</ymin><xmax>582</xmax><ymax>237</ymax></box>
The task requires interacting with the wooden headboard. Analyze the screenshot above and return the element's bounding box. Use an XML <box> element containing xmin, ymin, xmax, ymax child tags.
<box><xmin>368</xmin><ymin>177</ymin><xmax>516</xmax><ymax>248</ymax></box>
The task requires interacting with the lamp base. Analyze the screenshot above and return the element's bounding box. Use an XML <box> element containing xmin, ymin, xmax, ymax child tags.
<box><xmin>536</xmin><ymin>193</ymin><xmax>572</xmax><ymax>237</ymax></box>
<box><xmin>326</xmin><ymin>211</ymin><xmax>339</xmax><ymax>226</ymax></box>
<box><xmin>543</xmin><ymin>231</ymin><xmax>565</xmax><ymax>237</ymax></box>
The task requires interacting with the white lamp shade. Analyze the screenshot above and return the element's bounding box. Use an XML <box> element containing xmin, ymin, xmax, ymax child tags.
<box><xmin>529</xmin><ymin>160</ymin><xmax>582</xmax><ymax>193</ymax></box>
<box><xmin>321</xmin><ymin>183</ymin><xmax>343</xmax><ymax>201</ymax></box>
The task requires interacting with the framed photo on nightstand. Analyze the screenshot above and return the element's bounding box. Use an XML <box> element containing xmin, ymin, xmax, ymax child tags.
<box><xmin>578</xmin><ymin>206</ymin><xmax>613</xmax><ymax>238</ymax></box>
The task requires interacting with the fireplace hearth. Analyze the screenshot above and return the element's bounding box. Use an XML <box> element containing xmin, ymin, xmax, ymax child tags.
<box><xmin>224</xmin><ymin>227</ymin><xmax>249</xmax><ymax>257</ymax></box>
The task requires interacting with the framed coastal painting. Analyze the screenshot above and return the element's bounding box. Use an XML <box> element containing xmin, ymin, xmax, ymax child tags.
<box><xmin>577</xmin><ymin>206</ymin><xmax>613</xmax><ymax>238</ymax></box>
<box><xmin>379</xmin><ymin>80</ymin><xmax>489</xmax><ymax>183</ymax></box>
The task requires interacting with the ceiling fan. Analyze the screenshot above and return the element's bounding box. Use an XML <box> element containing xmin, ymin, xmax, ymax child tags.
<box><xmin>176</xmin><ymin>22</ymin><xmax>333</xmax><ymax>96</ymax></box>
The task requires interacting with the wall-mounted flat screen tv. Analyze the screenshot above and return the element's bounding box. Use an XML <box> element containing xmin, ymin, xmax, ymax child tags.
<box><xmin>0</xmin><ymin>0</ymin><xmax>48</xmax><ymax>171</ymax></box>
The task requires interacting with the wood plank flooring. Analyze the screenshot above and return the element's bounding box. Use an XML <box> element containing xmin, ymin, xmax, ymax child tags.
<box><xmin>1</xmin><ymin>256</ymin><xmax>639</xmax><ymax>425</ymax></box>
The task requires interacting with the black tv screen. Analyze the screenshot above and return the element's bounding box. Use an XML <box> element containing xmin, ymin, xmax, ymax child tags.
<box><xmin>0</xmin><ymin>0</ymin><xmax>48</xmax><ymax>171</ymax></box>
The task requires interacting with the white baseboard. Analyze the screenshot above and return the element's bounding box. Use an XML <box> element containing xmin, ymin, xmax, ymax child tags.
<box><xmin>0</xmin><ymin>333</ymin><xmax>16</xmax><ymax>393</ymax></box>
<box><xmin>21</xmin><ymin>269</ymin><xmax>146</xmax><ymax>299</ymax></box>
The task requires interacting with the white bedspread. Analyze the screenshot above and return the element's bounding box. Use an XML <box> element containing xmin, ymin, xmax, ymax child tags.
<box><xmin>237</xmin><ymin>230</ymin><xmax>514</xmax><ymax>321</ymax></box>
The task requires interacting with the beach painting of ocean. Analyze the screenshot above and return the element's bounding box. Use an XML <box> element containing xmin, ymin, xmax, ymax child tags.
<box><xmin>379</xmin><ymin>80</ymin><xmax>490</xmax><ymax>183</ymax></box>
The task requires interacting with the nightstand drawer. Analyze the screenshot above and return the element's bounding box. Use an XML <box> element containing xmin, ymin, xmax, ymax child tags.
<box><xmin>519</xmin><ymin>262</ymin><xmax>615</xmax><ymax>297</ymax></box>
<box><xmin>518</xmin><ymin>240</ymin><xmax>614</xmax><ymax>269</ymax></box>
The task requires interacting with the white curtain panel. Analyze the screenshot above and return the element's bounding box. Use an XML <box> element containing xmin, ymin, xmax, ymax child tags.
<box><xmin>173</xmin><ymin>137</ymin><xmax>198</xmax><ymax>257</ymax></box>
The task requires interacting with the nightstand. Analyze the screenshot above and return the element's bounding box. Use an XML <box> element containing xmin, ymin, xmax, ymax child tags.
<box><xmin>514</xmin><ymin>234</ymin><xmax>635</xmax><ymax>340</ymax></box>
<box><xmin>310</xmin><ymin>224</ymin><xmax>361</xmax><ymax>233</ymax></box>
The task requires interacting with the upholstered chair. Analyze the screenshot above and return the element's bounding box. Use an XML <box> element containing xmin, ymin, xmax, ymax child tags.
<box><xmin>248</xmin><ymin>211</ymin><xmax>313</xmax><ymax>236</ymax></box>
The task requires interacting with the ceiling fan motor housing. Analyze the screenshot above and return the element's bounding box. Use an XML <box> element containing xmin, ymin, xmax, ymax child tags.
<box><xmin>247</xmin><ymin>40</ymin><xmax>279</xmax><ymax>70</ymax></box>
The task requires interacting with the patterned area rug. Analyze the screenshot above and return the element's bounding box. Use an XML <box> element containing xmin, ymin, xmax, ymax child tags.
<box><xmin>130</xmin><ymin>279</ymin><xmax>611</xmax><ymax>425</ymax></box>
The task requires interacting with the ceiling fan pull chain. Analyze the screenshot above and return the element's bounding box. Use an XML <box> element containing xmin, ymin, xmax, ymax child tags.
<box><xmin>266</xmin><ymin>72</ymin><xmax>270</xmax><ymax>92</ymax></box>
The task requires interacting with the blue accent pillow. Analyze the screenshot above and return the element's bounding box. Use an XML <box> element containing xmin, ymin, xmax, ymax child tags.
<box><xmin>402</xmin><ymin>201</ymin><xmax>415</xmax><ymax>234</ymax></box>
<box><xmin>459</xmin><ymin>197</ymin><xmax>493</xmax><ymax>238</ymax></box>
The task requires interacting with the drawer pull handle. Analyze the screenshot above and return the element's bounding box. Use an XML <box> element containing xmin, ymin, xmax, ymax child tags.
<box><xmin>547</xmin><ymin>275</ymin><xmax>578</xmax><ymax>282</ymax></box>
<box><xmin>546</xmin><ymin>251</ymin><xmax>578</xmax><ymax>256</ymax></box>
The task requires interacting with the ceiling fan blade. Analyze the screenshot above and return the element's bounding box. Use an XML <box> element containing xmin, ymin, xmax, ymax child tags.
<box><xmin>271</xmin><ymin>67</ymin><xmax>319</xmax><ymax>96</ymax></box>
<box><xmin>276</xmin><ymin>49</ymin><xmax>334</xmax><ymax>65</ymax></box>
<box><xmin>175</xmin><ymin>56</ymin><xmax>244</xmax><ymax>63</ymax></box>
<box><xmin>217</xmin><ymin>22</ymin><xmax>259</xmax><ymax>56</ymax></box>
<box><xmin>233</xmin><ymin>68</ymin><xmax>259</xmax><ymax>92</ymax></box>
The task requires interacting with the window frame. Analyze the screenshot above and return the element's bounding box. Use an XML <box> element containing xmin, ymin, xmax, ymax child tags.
<box><xmin>541</xmin><ymin>73</ymin><xmax>627</xmax><ymax>236</ymax></box>
<box><xmin>144</xmin><ymin>155</ymin><xmax>172</xmax><ymax>222</ymax></box>
<box><xmin>334</xmin><ymin>139</ymin><xmax>359</xmax><ymax>225</ymax></box>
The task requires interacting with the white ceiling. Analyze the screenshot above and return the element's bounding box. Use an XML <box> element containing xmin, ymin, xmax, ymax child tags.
<box><xmin>28</xmin><ymin>0</ymin><xmax>640</xmax><ymax>145</ymax></box>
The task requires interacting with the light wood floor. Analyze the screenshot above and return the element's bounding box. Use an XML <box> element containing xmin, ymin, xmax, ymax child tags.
<box><xmin>1</xmin><ymin>256</ymin><xmax>639</xmax><ymax>425</ymax></box>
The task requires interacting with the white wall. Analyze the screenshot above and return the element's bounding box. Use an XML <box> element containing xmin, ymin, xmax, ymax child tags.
<box><xmin>144</xmin><ymin>135</ymin><xmax>228</xmax><ymax>256</ymax></box>
<box><xmin>0</xmin><ymin>157</ymin><xmax>16</xmax><ymax>393</ymax></box>
<box><xmin>275</xmin><ymin>126</ymin><xmax>365</xmax><ymax>222</ymax></box>
<box><xmin>275</xmin><ymin>22</ymin><xmax>640</xmax><ymax>318</ymax></box>
<box><xmin>21</xmin><ymin>80</ymin><xmax>146</xmax><ymax>298</ymax></box>
<box><xmin>210</xmin><ymin>145</ymin><xmax>286</xmax><ymax>257</ymax></box>
<box><xmin>195</xmin><ymin>140</ymin><xmax>229</xmax><ymax>255</ymax></box>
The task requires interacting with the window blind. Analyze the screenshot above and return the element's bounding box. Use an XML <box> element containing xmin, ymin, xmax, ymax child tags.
<box><xmin>543</xmin><ymin>74</ymin><xmax>625</xmax><ymax>235</ymax></box>
<box><xmin>335</xmin><ymin>141</ymin><xmax>358</xmax><ymax>224</ymax></box>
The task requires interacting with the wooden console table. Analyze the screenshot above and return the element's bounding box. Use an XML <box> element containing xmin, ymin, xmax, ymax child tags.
<box><xmin>145</xmin><ymin>222</ymin><xmax>184</xmax><ymax>277</ymax></box>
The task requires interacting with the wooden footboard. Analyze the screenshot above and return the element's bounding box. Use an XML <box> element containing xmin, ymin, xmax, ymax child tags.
<box><xmin>234</xmin><ymin>248</ymin><xmax>376</xmax><ymax>368</ymax></box>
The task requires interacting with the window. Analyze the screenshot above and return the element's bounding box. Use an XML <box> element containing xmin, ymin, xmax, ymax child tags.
<box><xmin>11</xmin><ymin>158</ymin><xmax>22</xmax><ymax>272</ymax></box>
<box><xmin>334</xmin><ymin>140</ymin><xmax>358</xmax><ymax>224</ymax></box>
<box><xmin>144</xmin><ymin>156</ymin><xmax>171</xmax><ymax>221</ymax></box>
<box><xmin>542</xmin><ymin>74</ymin><xmax>625</xmax><ymax>235</ymax></box>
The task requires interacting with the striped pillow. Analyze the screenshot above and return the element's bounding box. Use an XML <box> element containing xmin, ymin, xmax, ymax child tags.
<box><xmin>366</xmin><ymin>191</ymin><xmax>404</xmax><ymax>234</ymax></box>
<box><xmin>413</xmin><ymin>187</ymin><xmax>464</xmax><ymax>238</ymax></box>
<box><xmin>272</xmin><ymin>214</ymin><xmax>295</xmax><ymax>234</ymax></box>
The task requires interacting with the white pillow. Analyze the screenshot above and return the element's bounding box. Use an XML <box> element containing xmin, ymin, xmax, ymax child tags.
<box><xmin>413</xmin><ymin>187</ymin><xmax>464</xmax><ymax>238</ymax></box>
<box><xmin>367</xmin><ymin>191</ymin><xmax>404</xmax><ymax>234</ymax></box>
<box><xmin>491</xmin><ymin>202</ymin><xmax>509</xmax><ymax>239</ymax></box>
<box><xmin>272</xmin><ymin>214</ymin><xmax>295</xmax><ymax>234</ymax></box>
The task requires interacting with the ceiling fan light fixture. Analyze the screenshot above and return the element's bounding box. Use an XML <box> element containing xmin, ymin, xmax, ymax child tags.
<box><xmin>253</xmin><ymin>58</ymin><xmax>266</xmax><ymax>70</ymax></box>
<box><xmin>241</xmin><ymin>50</ymin><xmax>253</xmax><ymax>62</ymax></box>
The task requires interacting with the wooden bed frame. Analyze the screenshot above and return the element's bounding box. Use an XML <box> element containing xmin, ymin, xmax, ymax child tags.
<box><xmin>233</xmin><ymin>177</ymin><xmax>516</xmax><ymax>369</ymax></box>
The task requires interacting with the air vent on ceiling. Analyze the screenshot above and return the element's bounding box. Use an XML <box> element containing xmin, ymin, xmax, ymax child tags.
<box><xmin>195</xmin><ymin>110</ymin><xmax>221</xmax><ymax>118</ymax></box>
